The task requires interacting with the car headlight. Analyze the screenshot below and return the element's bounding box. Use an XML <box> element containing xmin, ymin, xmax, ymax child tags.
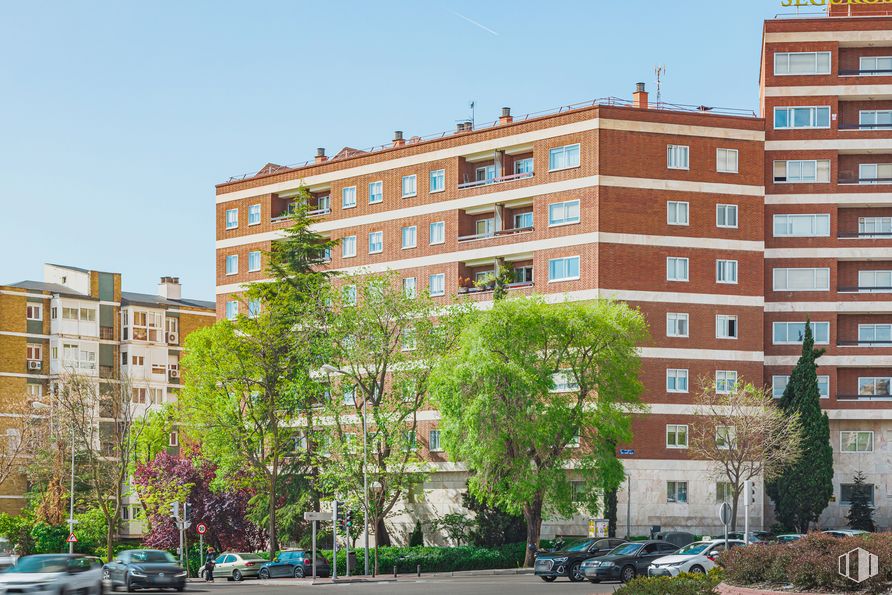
<box><xmin>552</xmin><ymin>556</ymin><xmax>568</xmax><ymax>563</ymax></box>
<box><xmin>176</xmin><ymin>572</ymin><xmax>187</xmax><ymax>577</ymax></box>
<box><xmin>667</xmin><ymin>561</ymin><xmax>686</xmax><ymax>567</ymax></box>
<box><xmin>130</xmin><ymin>570</ymin><xmax>146</xmax><ymax>577</ymax></box>
<box><xmin>581</xmin><ymin>560</ymin><xmax>596</xmax><ymax>567</ymax></box>
<box><xmin>600</xmin><ymin>561</ymin><xmax>614</xmax><ymax>567</ymax></box>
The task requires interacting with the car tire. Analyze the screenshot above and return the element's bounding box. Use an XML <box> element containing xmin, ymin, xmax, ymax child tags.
<box><xmin>588</xmin><ymin>578</ymin><xmax>600</xmax><ymax>584</ymax></box>
<box><xmin>568</xmin><ymin>562</ymin><xmax>584</xmax><ymax>583</ymax></box>
<box><xmin>540</xmin><ymin>576</ymin><xmax>556</xmax><ymax>582</ymax></box>
<box><xmin>620</xmin><ymin>565</ymin><xmax>636</xmax><ymax>583</ymax></box>
<box><xmin>259</xmin><ymin>569</ymin><xmax>270</xmax><ymax>580</ymax></box>
<box><xmin>175</xmin><ymin>584</ymin><xmax>185</xmax><ymax>592</ymax></box>
<box><xmin>689</xmin><ymin>565</ymin><xmax>705</xmax><ymax>574</ymax></box>
<box><xmin>232</xmin><ymin>569</ymin><xmax>243</xmax><ymax>582</ymax></box>
<box><xmin>293</xmin><ymin>566</ymin><xmax>304</xmax><ymax>579</ymax></box>
<box><xmin>125</xmin><ymin>574</ymin><xmax>135</xmax><ymax>593</ymax></box>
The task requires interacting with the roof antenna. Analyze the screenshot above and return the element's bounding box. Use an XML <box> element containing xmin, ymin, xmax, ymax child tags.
<box><xmin>654</xmin><ymin>65</ymin><xmax>667</xmax><ymax>106</ymax></box>
<box><xmin>469</xmin><ymin>101</ymin><xmax>476</xmax><ymax>129</ymax></box>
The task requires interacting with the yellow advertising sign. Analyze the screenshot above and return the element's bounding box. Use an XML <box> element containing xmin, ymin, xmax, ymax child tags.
<box><xmin>783</xmin><ymin>0</ymin><xmax>892</xmax><ymax>6</ymax></box>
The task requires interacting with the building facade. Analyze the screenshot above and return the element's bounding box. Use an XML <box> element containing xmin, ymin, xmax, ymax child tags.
<box><xmin>0</xmin><ymin>264</ymin><xmax>214</xmax><ymax>535</ymax></box>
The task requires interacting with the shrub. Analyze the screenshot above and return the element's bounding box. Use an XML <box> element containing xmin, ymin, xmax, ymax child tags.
<box><xmin>329</xmin><ymin>542</ymin><xmax>527</xmax><ymax>575</ymax></box>
<box><xmin>614</xmin><ymin>570</ymin><xmax>722</xmax><ymax>595</ymax></box>
<box><xmin>408</xmin><ymin>522</ymin><xmax>424</xmax><ymax>547</ymax></box>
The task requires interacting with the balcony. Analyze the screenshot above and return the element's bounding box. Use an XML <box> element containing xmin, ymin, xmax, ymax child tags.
<box><xmin>99</xmin><ymin>365</ymin><xmax>115</xmax><ymax>379</ymax></box>
<box><xmin>458</xmin><ymin>147</ymin><xmax>534</xmax><ymax>191</ymax></box>
<box><xmin>458</xmin><ymin>225</ymin><xmax>534</xmax><ymax>243</ymax></box>
<box><xmin>458</xmin><ymin>280</ymin><xmax>535</xmax><ymax>295</ymax></box>
<box><xmin>839</xmin><ymin>68</ymin><xmax>892</xmax><ymax>77</ymax></box>
<box><xmin>99</xmin><ymin>326</ymin><xmax>115</xmax><ymax>340</ymax></box>
<box><xmin>271</xmin><ymin>192</ymin><xmax>331</xmax><ymax>223</ymax></box>
<box><xmin>458</xmin><ymin>171</ymin><xmax>533</xmax><ymax>190</ymax></box>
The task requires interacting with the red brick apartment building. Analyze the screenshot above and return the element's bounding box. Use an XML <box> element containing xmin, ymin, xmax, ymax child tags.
<box><xmin>214</xmin><ymin>4</ymin><xmax>892</xmax><ymax>537</ymax></box>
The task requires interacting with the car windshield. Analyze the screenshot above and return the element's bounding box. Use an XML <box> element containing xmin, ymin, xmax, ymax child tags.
<box><xmin>7</xmin><ymin>556</ymin><xmax>68</xmax><ymax>573</ymax></box>
<box><xmin>565</xmin><ymin>539</ymin><xmax>595</xmax><ymax>552</ymax></box>
<box><xmin>131</xmin><ymin>551</ymin><xmax>177</xmax><ymax>563</ymax></box>
<box><xmin>240</xmin><ymin>554</ymin><xmax>264</xmax><ymax>561</ymax></box>
<box><xmin>610</xmin><ymin>543</ymin><xmax>642</xmax><ymax>556</ymax></box>
<box><xmin>675</xmin><ymin>542</ymin><xmax>711</xmax><ymax>555</ymax></box>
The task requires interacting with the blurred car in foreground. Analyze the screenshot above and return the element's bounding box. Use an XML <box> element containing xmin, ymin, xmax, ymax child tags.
<box><xmin>533</xmin><ymin>538</ymin><xmax>627</xmax><ymax>582</ymax></box>
<box><xmin>775</xmin><ymin>533</ymin><xmax>804</xmax><ymax>543</ymax></box>
<box><xmin>581</xmin><ymin>540</ymin><xmax>679</xmax><ymax>583</ymax></box>
<box><xmin>727</xmin><ymin>531</ymin><xmax>771</xmax><ymax>544</ymax></box>
<box><xmin>102</xmin><ymin>549</ymin><xmax>186</xmax><ymax>591</ymax></box>
<box><xmin>0</xmin><ymin>554</ymin><xmax>102</xmax><ymax>594</ymax></box>
<box><xmin>823</xmin><ymin>529</ymin><xmax>869</xmax><ymax>538</ymax></box>
<box><xmin>212</xmin><ymin>553</ymin><xmax>266</xmax><ymax>581</ymax></box>
<box><xmin>648</xmin><ymin>539</ymin><xmax>745</xmax><ymax>577</ymax></box>
<box><xmin>258</xmin><ymin>549</ymin><xmax>331</xmax><ymax>579</ymax></box>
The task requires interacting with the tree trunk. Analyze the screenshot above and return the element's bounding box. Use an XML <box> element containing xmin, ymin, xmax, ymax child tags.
<box><xmin>268</xmin><ymin>470</ymin><xmax>278</xmax><ymax>557</ymax></box>
<box><xmin>522</xmin><ymin>494</ymin><xmax>544</xmax><ymax>567</ymax></box>
<box><xmin>730</xmin><ymin>492</ymin><xmax>740</xmax><ymax>532</ymax></box>
<box><xmin>604</xmin><ymin>489</ymin><xmax>618</xmax><ymax>538</ymax></box>
<box><xmin>106</xmin><ymin>519</ymin><xmax>115</xmax><ymax>562</ymax></box>
<box><xmin>375</xmin><ymin>517</ymin><xmax>391</xmax><ymax>546</ymax></box>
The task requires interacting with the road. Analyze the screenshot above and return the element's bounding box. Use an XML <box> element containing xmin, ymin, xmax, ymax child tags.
<box><xmin>179</xmin><ymin>574</ymin><xmax>621</xmax><ymax>594</ymax></box>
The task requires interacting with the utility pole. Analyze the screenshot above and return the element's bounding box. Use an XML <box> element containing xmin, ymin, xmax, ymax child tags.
<box><xmin>332</xmin><ymin>500</ymin><xmax>339</xmax><ymax>582</ymax></box>
<box><xmin>362</xmin><ymin>398</ymin><xmax>369</xmax><ymax>576</ymax></box>
<box><xmin>625</xmin><ymin>474</ymin><xmax>631</xmax><ymax>539</ymax></box>
<box><xmin>68</xmin><ymin>424</ymin><xmax>75</xmax><ymax>554</ymax></box>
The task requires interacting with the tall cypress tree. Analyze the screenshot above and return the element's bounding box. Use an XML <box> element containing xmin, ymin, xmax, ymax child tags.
<box><xmin>767</xmin><ymin>321</ymin><xmax>834</xmax><ymax>532</ymax></box>
<box><xmin>846</xmin><ymin>471</ymin><xmax>876</xmax><ymax>532</ymax></box>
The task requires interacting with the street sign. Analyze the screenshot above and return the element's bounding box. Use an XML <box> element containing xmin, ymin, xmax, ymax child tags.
<box><xmin>619</xmin><ymin>449</ymin><xmax>635</xmax><ymax>456</ymax></box>
<box><xmin>196</xmin><ymin>522</ymin><xmax>207</xmax><ymax>535</ymax></box>
<box><xmin>66</xmin><ymin>533</ymin><xmax>78</xmax><ymax>543</ymax></box>
<box><xmin>304</xmin><ymin>511</ymin><xmax>330</xmax><ymax>522</ymax></box>
<box><xmin>719</xmin><ymin>502</ymin><xmax>733</xmax><ymax>526</ymax></box>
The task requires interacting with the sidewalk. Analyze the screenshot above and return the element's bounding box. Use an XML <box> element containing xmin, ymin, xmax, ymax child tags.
<box><xmin>309</xmin><ymin>567</ymin><xmax>534</xmax><ymax>585</ymax></box>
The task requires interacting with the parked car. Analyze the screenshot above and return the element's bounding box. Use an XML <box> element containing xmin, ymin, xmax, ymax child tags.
<box><xmin>647</xmin><ymin>539</ymin><xmax>745</xmax><ymax>577</ymax></box>
<box><xmin>824</xmin><ymin>529</ymin><xmax>870</xmax><ymax>538</ymax></box>
<box><xmin>258</xmin><ymin>550</ymin><xmax>330</xmax><ymax>579</ymax></box>
<box><xmin>775</xmin><ymin>533</ymin><xmax>804</xmax><ymax>543</ymax></box>
<box><xmin>212</xmin><ymin>552</ymin><xmax>266</xmax><ymax>581</ymax></box>
<box><xmin>727</xmin><ymin>531</ymin><xmax>771</xmax><ymax>543</ymax></box>
<box><xmin>533</xmin><ymin>538</ymin><xmax>627</xmax><ymax>582</ymax></box>
<box><xmin>103</xmin><ymin>548</ymin><xmax>187</xmax><ymax>592</ymax></box>
<box><xmin>581</xmin><ymin>540</ymin><xmax>679</xmax><ymax>583</ymax></box>
<box><xmin>654</xmin><ymin>531</ymin><xmax>697</xmax><ymax>548</ymax></box>
<box><xmin>0</xmin><ymin>554</ymin><xmax>103</xmax><ymax>594</ymax></box>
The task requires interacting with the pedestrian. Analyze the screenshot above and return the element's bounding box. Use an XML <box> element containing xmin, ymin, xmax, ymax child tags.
<box><xmin>203</xmin><ymin>546</ymin><xmax>217</xmax><ymax>582</ymax></box>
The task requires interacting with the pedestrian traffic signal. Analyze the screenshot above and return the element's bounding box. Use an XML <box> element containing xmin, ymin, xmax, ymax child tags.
<box><xmin>345</xmin><ymin>509</ymin><xmax>352</xmax><ymax>529</ymax></box>
<box><xmin>170</xmin><ymin>501</ymin><xmax>180</xmax><ymax>520</ymax></box>
<box><xmin>184</xmin><ymin>502</ymin><xmax>193</xmax><ymax>522</ymax></box>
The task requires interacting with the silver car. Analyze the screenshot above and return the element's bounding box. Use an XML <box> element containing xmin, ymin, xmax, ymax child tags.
<box><xmin>0</xmin><ymin>554</ymin><xmax>103</xmax><ymax>595</ymax></box>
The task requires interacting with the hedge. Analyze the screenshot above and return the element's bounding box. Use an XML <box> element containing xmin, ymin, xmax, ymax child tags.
<box><xmin>614</xmin><ymin>570</ymin><xmax>722</xmax><ymax>595</ymax></box>
<box><xmin>329</xmin><ymin>542</ymin><xmax>527</xmax><ymax>575</ymax></box>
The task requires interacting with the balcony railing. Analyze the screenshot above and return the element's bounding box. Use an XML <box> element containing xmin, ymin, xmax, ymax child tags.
<box><xmin>838</xmin><ymin>177</ymin><xmax>892</xmax><ymax>185</ymax></box>
<box><xmin>458</xmin><ymin>171</ymin><xmax>533</xmax><ymax>190</ymax></box>
<box><xmin>838</xmin><ymin>123</ymin><xmax>892</xmax><ymax>131</ymax></box>
<box><xmin>837</xmin><ymin>393</ymin><xmax>892</xmax><ymax>401</ymax></box>
<box><xmin>99</xmin><ymin>327</ymin><xmax>115</xmax><ymax>340</ymax></box>
<box><xmin>271</xmin><ymin>203</ymin><xmax>331</xmax><ymax>223</ymax></box>
<box><xmin>457</xmin><ymin>226</ymin><xmax>534</xmax><ymax>243</ymax></box>
<box><xmin>838</xmin><ymin>231</ymin><xmax>892</xmax><ymax>239</ymax></box>
<box><xmin>839</xmin><ymin>69</ymin><xmax>892</xmax><ymax>76</ymax></box>
<box><xmin>99</xmin><ymin>365</ymin><xmax>115</xmax><ymax>379</ymax></box>
<box><xmin>457</xmin><ymin>281</ymin><xmax>535</xmax><ymax>295</ymax></box>
<box><xmin>838</xmin><ymin>285</ymin><xmax>892</xmax><ymax>293</ymax></box>
<box><xmin>838</xmin><ymin>340</ymin><xmax>892</xmax><ymax>347</ymax></box>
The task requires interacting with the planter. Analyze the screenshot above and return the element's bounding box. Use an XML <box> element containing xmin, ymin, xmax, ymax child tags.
<box><xmin>717</xmin><ymin>584</ymin><xmax>839</xmax><ymax>595</ymax></box>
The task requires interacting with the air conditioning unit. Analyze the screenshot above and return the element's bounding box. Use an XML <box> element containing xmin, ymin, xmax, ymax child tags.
<box><xmin>166</xmin><ymin>332</ymin><xmax>178</xmax><ymax>344</ymax></box>
<box><xmin>169</xmin><ymin>369</ymin><xmax>180</xmax><ymax>378</ymax></box>
<box><xmin>28</xmin><ymin>360</ymin><xmax>42</xmax><ymax>370</ymax></box>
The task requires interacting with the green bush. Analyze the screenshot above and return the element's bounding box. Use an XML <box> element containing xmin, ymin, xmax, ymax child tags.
<box><xmin>614</xmin><ymin>570</ymin><xmax>722</xmax><ymax>595</ymax></box>
<box><xmin>328</xmin><ymin>542</ymin><xmax>527</xmax><ymax>575</ymax></box>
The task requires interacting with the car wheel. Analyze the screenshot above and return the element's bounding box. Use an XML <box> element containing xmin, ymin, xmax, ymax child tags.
<box><xmin>621</xmin><ymin>565</ymin><xmax>636</xmax><ymax>583</ymax></box>
<box><xmin>259</xmin><ymin>569</ymin><xmax>270</xmax><ymax>580</ymax></box>
<box><xmin>293</xmin><ymin>566</ymin><xmax>304</xmax><ymax>579</ymax></box>
<box><xmin>588</xmin><ymin>578</ymin><xmax>600</xmax><ymax>584</ymax></box>
<box><xmin>540</xmin><ymin>576</ymin><xmax>557</xmax><ymax>582</ymax></box>
<box><xmin>689</xmin><ymin>565</ymin><xmax>705</xmax><ymax>574</ymax></box>
<box><xmin>175</xmin><ymin>585</ymin><xmax>185</xmax><ymax>592</ymax></box>
<box><xmin>568</xmin><ymin>562</ymin><xmax>584</xmax><ymax>583</ymax></box>
<box><xmin>232</xmin><ymin>569</ymin><xmax>243</xmax><ymax>582</ymax></box>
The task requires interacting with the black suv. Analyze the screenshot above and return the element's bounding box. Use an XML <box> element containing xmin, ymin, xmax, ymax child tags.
<box><xmin>534</xmin><ymin>538</ymin><xmax>627</xmax><ymax>582</ymax></box>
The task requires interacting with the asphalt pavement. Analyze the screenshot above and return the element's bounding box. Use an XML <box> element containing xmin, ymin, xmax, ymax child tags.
<box><xmin>179</xmin><ymin>573</ymin><xmax>621</xmax><ymax>594</ymax></box>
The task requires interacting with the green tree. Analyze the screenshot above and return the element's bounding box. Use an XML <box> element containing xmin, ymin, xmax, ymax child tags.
<box><xmin>846</xmin><ymin>471</ymin><xmax>876</xmax><ymax>532</ymax></box>
<box><xmin>766</xmin><ymin>321</ymin><xmax>834</xmax><ymax>533</ymax></box>
<box><xmin>429</xmin><ymin>297</ymin><xmax>648</xmax><ymax>566</ymax></box>
<box><xmin>462</xmin><ymin>487</ymin><xmax>526</xmax><ymax>547</ymax></box>
<box><xmin>407</xmin><ymin>521</ymin><xmax>424</xmax><ymax>547</ymax></box>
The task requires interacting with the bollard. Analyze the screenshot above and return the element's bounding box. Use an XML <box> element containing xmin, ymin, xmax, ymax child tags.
<box><xmin>393</xmin><ymin>565</ymin><xmax>398</xmax><ymax>577</ymax></box>
<box><xmin>417</xmin><ymin>564</ymin><xmax>421</xmax><ymax>577</ymax></box>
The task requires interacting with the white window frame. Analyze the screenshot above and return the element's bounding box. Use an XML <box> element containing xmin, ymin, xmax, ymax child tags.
<box><xmin>429</xmin><ymin>221</ymin><xmax>445</xmax><ymax>245</ymax></box>
<box><xmin>548</xmin><ymin>256</ymin><xmax>580</xmax><ymax>283</ymax></box>
<box><xmin>716</xmin><ymin>425</ymin><xmax>737</xmax><ymax>450</ymax></box>
<box><xmin>368</xmin><ymin>231</ymin><xmax>384</xmax><ymax>254</ymax></box>
<box><xmin>247</xmin><ymin>298</ymin><xmax>261</xmax><ymax>318</ymax></box>
<box><xmin>667</xmin><ymin>480</ymin><xmax>688</xmax><ymax>504</ymax></box>
<box><xmin>716</xmin><ymin>204</ymin><xmax>739</xmax><ymax>229</ymax></box>
<box><xmin>225</xmin><ymin>254</ymin><xmax>238</xmax><ymax>276</ymax></box>
<box><xmin>860</xmin><ymin>56</ymin><xmax>892</xmax><ymax>75</ymax></box>
<box><xmin>667</xmin><ymin>312</ymin><xmax>689</xmax><ymax>338</ymax></box>
<box><xmin>716</xmin><ymin>259</ymin><xmax>738</xmax><ymax>285</ymax></box>
<box><xmin>859</xmin><ymin>270</ymin><xmax>892</xmax><ymax>292</ymax></box>
<box><xmin>368</xmin><ymin>181</ymin><xmax>383</xmax><ymax>204</ymax></box>
<box><xmin>247</xmin><ymin>251</ymin><xmax>261</xmax><ymax>273</ymax></box>
<box><xmin>772</xmin><ymin>321</ymin><xmax>830</xmax><ymax>345</ymax></box>
<box><xmin>840</xmin><ymin>431</ymin><xmax>874</xmax><ymax>453</ymax></box>
<box><xmin>772</xmin><ymin>267</ymin><xmax>830</xmax><ymax>292</ymax></box>
<box><xmin>342</xmin><ymin>186</ymin><xmax>357</xmax><ymax>209</ymax></box>
<box><xmin>859</xmin><ymin>216</ymin><xmax>892</xmax><ymax>235</ymax></box>
<box><xmin>429</xmin><ymin>273</ymin><xmax>446</xmax><ymax>297</ymax></box>
<box><xmin>548</xmin><ymin>143</ymin><xmax>581</xmax><ymax>172</ymax></box>
<box><xmin>716</xmin><ymin>370</ymin><xmax>738</xmax><ymax>394</ymax></box>
<box><xmin>859</xmin><ymin>109</ymin><xmax>892</xmax><ymax>130</ymax></box>
<box><xmin>666</xmin><ymin>424</ymin><xmax>689</xmax><ymax>449</ymax></box>
<box><xmin>667</xmin><ymin>145</ymin><xmax>690</xmax><ymax>170</ymax></box>
<box><xmin>342</xmin><ymin>235</ymin><xmax>357</xmax><ymax>258</ymax></box>
<box><xmin>667</xmin><ymin>201</ymin><xmax>689</xmax><ymax>226</ymax></box>
<box><xmin>247</xmin><ymin>204</ymin><xmax>261</xmax><ymax>226</ymax></box>
<box><xmin>858</xmin><ymin>323</ymin><xmax>892</xmax><ymax>344</ymax></box>
<box><xmin>225</xmin><ymin>301</ymin><xmax>238</xmax><ymax>321</ymax></box>
<box><xmin>773</xmin><ymin>106</ymin><xmax>831</xmax><ymax>130</ymax></box>
<box><xmin>548</xmin><ymin>200</ymin><xmax>581</xmax><ymax>227</ymax></box>
<box><xmin>717</xmin><ymin>148</ymin><xmax>739</xmax><ymax>173</ymax></box>
<box><xmin>403</xmin><ymin>277</ymin><xmax>417</xmax><ymax>299</ymax></box>
<box><xmin>225</xmin><ymin>208</ymin><xmax>238</xmax><ymax>230</ymax></box>
<box><xmin>716</xmin><ymin>315</ymin><xmax>738</xmax><ymax>340</ymax></box>
<box><xmin>402</xmin><ymin>174</ymin><xmax>417</xmax><ymax>198</ymax></box>
<box><xmin>666</xmin><ymin>368</ymin><xmax>689</xmax><ymax>393</ymax></box>
<box><xmin>772</xmin><ymin>374</ymin><xmax>830</xmax><ymax>399</ymax></box>
<box><xmin>859</xmin><ymin>376</ymin><xmax>892</xmax><ymax>397</ymax></box>
<box><xmin>429</xmin><ymin>169</ymin><xmax>445</xmax><ymax>193</ymax></box>
<box><xmin>773</xmin><ymin>214</ymin><xmax>831</xmax><ymax>237</ymax></box>
<box><xmin>774</xmin><ymin>51</ymin><xmax>831</xmax><ymax>75</ymax></box>
<box><xmin>401</xmin><ymin>225</ymin><xmax>417</xmax><ymax>249</ymax></box>
<box><xmin>666</xmin><ymin>257</ymin><xmax>689</xmax><ymax>282</ymax></box>
<box><xmin>429</xmin><ymin>429</ymin><xmax>442</xmax><ymax>452</ymax></box>
<box><xmin>773</xmin><ymin>159</ymin><xmax>830</xmax><ymax>184</ymax></box>
<box><xmin>25</xmin><ymin>304</ymin><xmax>42</xmax><ymax>321</ymax></box>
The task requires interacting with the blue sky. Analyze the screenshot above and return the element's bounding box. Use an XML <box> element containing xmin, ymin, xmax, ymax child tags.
<box><xmin>0</xmin><ymin>0</ymin><xmax>789</xmax><ymax>299</ymax></box>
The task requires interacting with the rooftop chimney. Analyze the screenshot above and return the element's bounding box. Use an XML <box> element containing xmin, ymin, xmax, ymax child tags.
<box><xmin>499</xmin><ymin>107</ymin><xmax>513</xmax><ymax>125</ymax></box>
<box><xmin>315</xmin><ymin>147</ymin><xmax>327</xmax><ymax>164</ymax></box>
<box><xmin>456</xmin><ymin>121</ymin><xmax>472</xmax><ymax>133</ymax></box>
<box><xmin>158</xmin><ymin>276</ymin><xmax>181</xmax><ymax>300</ymax></box>
<box><xmin>392</xmin><ymin>130</ymin><xmax>405</xmax><ymax>148</ymax></box>
<box><xmin>633</xmin><ymin>82</ymin><xmax>648</xmax><ymax>110</ymax></box>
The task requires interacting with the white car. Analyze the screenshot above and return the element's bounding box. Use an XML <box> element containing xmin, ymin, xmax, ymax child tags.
<box><xmin>0</xmin><ymin>554</ymin><xmax>104</xmax><ymax>595</ymax></box>
<box><xmin>648</xmin><ymin>539</ymin><xmax>745</xmax><ymax>577</ymax></box>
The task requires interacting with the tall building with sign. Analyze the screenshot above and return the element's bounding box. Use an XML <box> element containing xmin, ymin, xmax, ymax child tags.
<box><xmin>214</xmin><ymin>2</ymin><xmax>892</xmax><ymax>537</ymax></box>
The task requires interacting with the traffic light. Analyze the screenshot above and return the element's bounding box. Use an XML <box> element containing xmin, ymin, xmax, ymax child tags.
<box><xmin>184</xmin><ymin>502</ymin><xmax>192</xmax><ymax>522</ymax></box>
<box><xmin>170</xmin><ymin>501</ymin><xmax>180</xmax><ymax>520</ymax></box>
<box><xmin>750</xmin><ymin>481</ymin><xmax>757</xmax><ymax>505</ymax></box>
<box><xmin>345</xmin><ymin>509</ymin><xmax>352</xmax><ymax>529</ymax></box>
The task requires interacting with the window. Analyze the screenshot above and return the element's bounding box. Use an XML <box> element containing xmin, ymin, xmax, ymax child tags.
<box><xmin>666</xmin><ymin>481</ymin><xmax>688</xmax><ymax>503</ymax></box>
<box><xmin>773</xmin><ymin>268</ymin><xmax>830</xmax><ymax>291</ymax></box>
<box><xmin>716</xmin><ymin>260</ymin><xmax>738</xmax><ymax>284</ymax></box>
<box><xmin>860</xmin><ymin>110</ymin><xmax>892</xmax><ymax>130</ymax></box>
<box><xmin>666</xmin><ymin>369</ymin><xmax>689</xmax><ymax>393</ymax></box>
<box><xmin>773</xmin><ymin>106</ymin><xmax>831</xmax><ymax>129</ymax></box>
<box><xmin>841</xmin><ymin>431</ymin><xmax>873</xmax><ymax>453</ymax></box>
<box><xmin>342</xmin><ymin>186</ymin><xmax>356</xmax><ymax>209</ymax></box>
<box><xmin>26</xmin><ymin>384</ymin><xmax>42</xmax><ymax>398</ymax></box>
<box><xmin>859</xmin><ymin>216</ymin><xmax>892</xmax><ymax>236</ymax></box>
<box><xmin>859</xmin><ymin>324</ymin><xmax>892</xmax><ymax>344</ymax></box>
<box><xmin>25</xmin><ymin>304</ymin><xmax>42</xmax><ymax>321</ymax></box>
<box><xmin>772</xmin><ymin>374</ymin><xmax>829</xmax><ymax>399</ymax></box>
<box><xmin>716</xmin><ymin>315</ymin><xmax>738</xmax><ymax>339</ymax></box>
<box><xmin>401</xmin><ymin>327</ymin><xmax>417</xmax><ymax>352</ymax></box>
<box><xmin>402</xmin><ymin>174</ymin><xmax>417</xmax><ymax>198</ymax></box>
<box><xmin>475</xmin><ymin>165</ymin><xmax>495</xmax><ymax>183</ymax></box>
<box><xmin>169</xmin><ymin>431</ymin><xmax>179</xmax><ymax>447</ymax></box>
<box><xmin>841</xmin><ymin>482</ymin><xmax>875</xmax><ymax>506</ymax></box>
<box><xmin>131</xmin><ymin>355</ymin><xmax>145</xmax><ymax>366</ymax></box>
<box><xmin>773</xmin><ymin>214</ymin><xmax>830</xmax><ymax>237</ymax></box>
<box><xmin>225</xmin><ymin>301</ymin><xmax>238</xmax><ymax>321</ymax></box>
<box><xmin>429</xmin><ymin>221</ymin><xmax>445</xmax><ymax>245</ymax></box>
<box><xmin>225</xmin><ymin>208</ymin><xmax>238</xmax><ymax>229</ymax></box>
<box><xmin>666</xmin><ymin>425</ymin><xmax>688</xmax><ymax>449</ymax></box>
<box><xmin>342</xmin><ymin>235</ymin><xmax>356</xmax><ymax>258</ymax></box>
<box><xmin>513</xmin><ymin>266</ymin><xmax>533</xmax><ymax>284</ymax></box>
<box><xmin>772</xmin><ymin>321</ymin><xmax>830</xmax><ymax>344</ymax></box>
<box><xmin>63</xmin><ymin>307</ymin><xmax>78</xmax><ymax>320</ymax></box>
<box><xmin>551</xmin><ymin>371</ymin><xmax>579</xmax><ymax>393</ymax></box>
<box><xmin>121</xmin><ymin>507</ymin><xmax>130</xmax><ymax>521</ymax></box>
<box><xmin>859</xmin><ymin>376</ymin><xmax>892</xmax><ymax>397</ymax></box>
<box><xmin>79</xmin><ymin>308</ymin><xmax>95</xmax><ymax>322</ymax></box>
<box><xmin>403</xmin><ymin>431</ymin><xmax>417</xmax><ymax>451</ymax></box>
<box><xmin>717</xmin><ymin>148</ymin><xmax>739</xmax><ymax>173</ymax></box>
<box><xmin>429</xmin><ymin>273</ymin><xmax>445</xmax><ymax>297</ymax></box>
<box><xmin>859</xmin><ymin>164</ymin><xmax>892</xmax><ymax>184</ymax></box>
<box><xmin>343</xmin><ymin>386</ymin><xmax>356</xmax><ymax>406</ymax></box>
<box><xmin>548</xmin><ymin>200</ymin><xmax>580</xmax><ymax>226</ymax></box>
<box><xmin>716</xmin><ymin>481</ymin><xmax>733</xmax><ymax>503</ymax></box>
<box><xmin>860</xmin><ymin>55</ymin><xmax>892</xmax><ymax>74</ymax></box>
<box><xmin>368</xmin><ymin>181</ymin><xmax>383</xmax><ymax>204</ymax></box>
<box><xmin>716</xmin><ymin>425</ymin><xmax>737</xmax><ymax>450</ymax></box>
<box><xmin>343</xmin><ymin>285</ymin><xmax>357</xmax><ymax>306</ymax></box>
<box><xmin>667</xmin><ymin>145</ymin><xmax>689</xmax><ymax>170</ymax></box>
<box><xmin>247</xmin><ymin>299</ymin><xmax>261</xmax><ymax>318</ymax></box>
<box><xmin>403</xmin><ymin>277</ymin><xmax>417</xmax><ymax>299</ymax></box>
<box><xmin>774</xmin><ymin>51</ymin><xmax>831</xmax><ymax>75</ymax></box>
<box><xmin>859</xmin><ymin>270</ymin><xmax>892</xmax><ymax>291</ymax></box>
<box><xmin>368</xmin><ymin>231</ymin><xmax>383</xmax><ymax>254</ymax></box>
<box><xmin>248</xmin><ymin>204</ymin><xmax>261</xmax><ymax>225</ymax></box>
<box><xmin>401</xmin><ymin>226</ymin><xmax>417</xmax><ymax>249</ymax></box>
<box><xmin>666</xmin><ymin>257</ymin><xmax>689</xmax><ymax>282</ymax></box>
<box><xmin>667</xmin><ymin>201</ymin><xmax>689</xmax><ymax>226</ymax></box>
<box><xmin>513</xmin><ymin>211</ymin><xmax>533</xmax><ymax>229</ymax></box>
<box><xmin>667</xmin><ymin>313</ymin><xmax>689</xmax><ymax>338</ymax></box>
<box><xmin>248</xmin><ymin>251</ymin><xmax>261</xmax><ymax>272</ymax></box>
<box><xmin>429</xmin><ymin>430</ymin><xmax>441</xmax><ymax>452</ymax></box>
<box><xmin>548</xmin><ymin>144</ymin><xmax>580</xmax><ymax>171</ymax></box>
<box><xmin>475</xmin><ymin>218</ymin><xmax>495</xmax><ymax>238</ymax></box>
<box><xmin>26</xmin><ymin>344</ymin><xmax>41</xmax><ymax>361</ymax></box>
<box><xmin>225</xmin><ymin>254</ymin><xmax>238</xmax><ymax>275</ymax></box>
<box><xmin>429</xmin><ymin>169</ymin><xmax>445</xmax><ymax>193</ymax></box>
<box><xmin>131</xmin><ymin>388</ymin><xmax>147</xmax><ymax>404</ymax></box>
<box><xmin>716</xmin><ymin>370</ymin><xmax>738</xmax><ymax>394</ymax></box>
<box><xmin>773</xmin><ymin>159</ymin><xmax>830</xmax><ymax>183</ymax></box>
<box><xmin>716</xmin><ymin>204</ymin><xmax>738</xmax><ymax>228</ymax></box>
<box><xmin>548</xmin><ymin>256</ymin><xmax>580</xmax><ymax>282</ymax></box>
<box><xmin>514</xmin><ymin>157</ymin><xmax>534</xmax><ymax>174</ymax></box>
